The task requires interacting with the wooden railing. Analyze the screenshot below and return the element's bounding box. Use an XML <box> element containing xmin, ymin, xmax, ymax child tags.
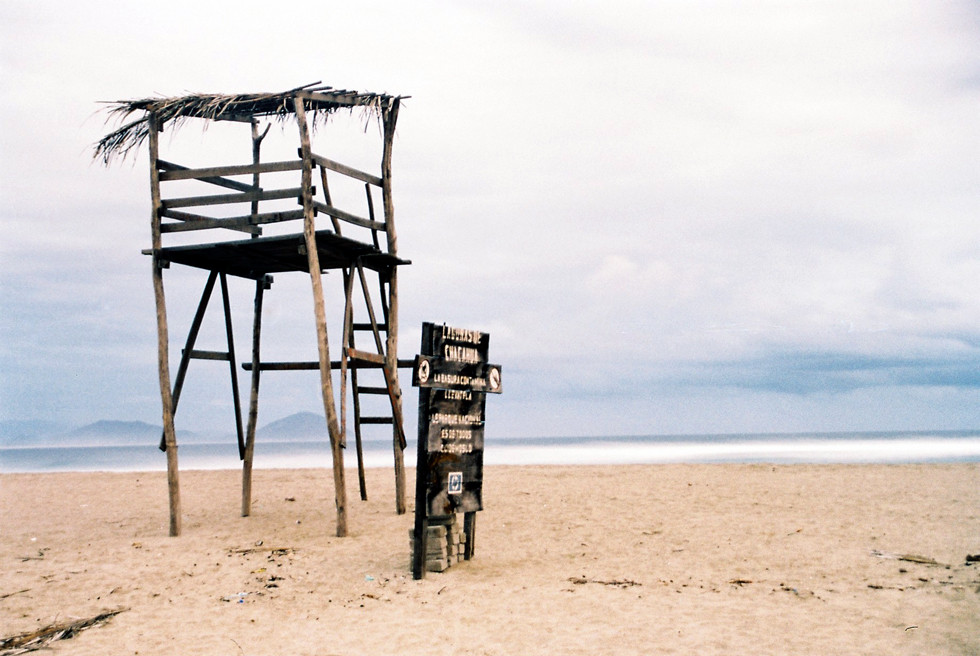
<box><xmin>155</xmin><ymin>155</ymin><xmax>387</xmax><ymax>245</ymax></box>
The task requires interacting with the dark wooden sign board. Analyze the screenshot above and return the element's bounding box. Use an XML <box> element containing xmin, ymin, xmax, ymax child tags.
<box><xmin>411</xmin><ymin>322</ymin><xmax>502</xmax><ymax>579</ymax></box>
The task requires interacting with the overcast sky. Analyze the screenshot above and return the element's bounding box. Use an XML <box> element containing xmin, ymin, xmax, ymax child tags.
<box><xmin>2</xmin><ymin>1</ymin><xmax>979</xmax><ymax>439</ymax></box>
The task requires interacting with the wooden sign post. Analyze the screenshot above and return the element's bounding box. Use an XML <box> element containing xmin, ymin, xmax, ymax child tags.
<box><xmin>411</xmin><ymin>322</ymin><xmax>502</xmax><ymax>579</ymax></box>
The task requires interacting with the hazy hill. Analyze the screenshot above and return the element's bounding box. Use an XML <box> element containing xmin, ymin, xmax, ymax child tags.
<box><xmin>0</xmin><ymin>420</ymin><xmax>71</xmax><ymax>446</ymax></box>
<box><xmin>0</xmin><ymin>419</ymin><xmax>206</xmax><ymax>447</ymax></box>
<box><xmin>0</xmin><ymin>413</ymin><xmax>333</xmax><ymax>447</ymax></box>
<box><xmin>257</xmin><ymin>412</ymin><xmax>329</xmax><ymax>441</ymax></box>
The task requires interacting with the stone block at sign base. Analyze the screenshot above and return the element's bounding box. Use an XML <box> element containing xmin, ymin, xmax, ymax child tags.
<box><xmin>426</xmin><ymin>558</ymin><xmax>450</xmax><ymax>572</ymax></box>
<box><xmin>409</xmin><ymin>514</ymin><xmax>470</xmax><ymax>573</ymax></box>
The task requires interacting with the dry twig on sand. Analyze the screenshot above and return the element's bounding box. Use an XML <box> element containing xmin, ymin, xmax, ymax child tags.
<box><xmin>0</xmin><ymin>608</ymin><xmax>127</xmax><ymax>655</ymax></box>
<box><xmin>229</xmin><ymin>546</ymin><xmax>296</xmax><ymax>556</ymax></box>
<box><xmin>568</xmin><ymin>577</ymin><xmax>642</xmax><ymax>588</ymax></box>
<box><xmin>0</xmin><ymin>590</ymin><xmax>30</xmax><ymax>601</ymax></box>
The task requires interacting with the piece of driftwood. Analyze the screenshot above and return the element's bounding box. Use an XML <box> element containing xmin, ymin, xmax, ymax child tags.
<box><xmin>870</xmin><ymin>550</ymin><xmax>946</xmax><ymax>566</ymax></box>
<box><xmin>568</xmin><ymin>577</ymin><xmax>642</xmax><ymax>588</ymax></box>
<box><xmin>0</xmin><ymin>608</ymin><xmax>127</xmax><ymax>654</ymax></box>
<box><xmin>0</xmin><ymin>589</ymin><xmax>29</xmax><ymax>600</ymax></box>
<box><xmin>229</xmin><ymin>546</ymin><xmax>296</xmax><ymax>556</ymax></box>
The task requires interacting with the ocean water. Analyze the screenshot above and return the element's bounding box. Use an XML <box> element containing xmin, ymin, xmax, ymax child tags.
<box><xmin>2</xmin><ymin>431</ymin><xmax>979</xmax><ymax>474</ymax></box>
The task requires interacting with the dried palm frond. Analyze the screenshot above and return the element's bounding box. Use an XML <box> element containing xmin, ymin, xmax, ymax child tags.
<box><xmin>0</xmin><ymin>608</ymin><xmax>127</xmax><ymax>654</ymax></box>
<box><xmin>94</xmin><ymin>82</ymin><xmax>401</xmax><ymax>164</ymax></box>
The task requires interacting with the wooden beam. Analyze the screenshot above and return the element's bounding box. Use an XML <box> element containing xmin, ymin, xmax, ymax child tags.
<box><xmin>302</xmin><ymin>89</ymin><xmax>383</xmax><ymax>108</ymax></box>
<box><xmin>219</xmin><ymin>273</ymin><xmax>246</xmax><ymax>459</ymax></box>
<box><xmin>382</xmin><ymin>98</ymin><xmax>406</xmax><ymax>515</ymax></box>
<box><xmin>161</xmin><ymin>187</ymin><xmax>303</xmax><ymax>210</ymax></box>
<box><xmin>311</xmin><ymin>153</ymin><xmax>382</xmax><ymax>186</ymax></box>
<box><xmin>312</xmin><ymin>201</ymin><xmax>386</xmax><ymax>232</ymax></box>
<box><xmin>159</xmin><ymin>159</ymin><xmax>303</xmax><ymax>182</ymax></box>
<box><xmin>160</xmin><ymin>208</ymin><xmax>261</xmax><ymax>235</ymax></box>
<box><xmin>295</xmin><ymin>95</ymin><xmax>348</xmax><ymax>538</ymax></box>
<box><xmin>150</xmin><ymin>113</ymin><xmax>182</xmax><ymax>537</ymax></box>
<box><xmin>318</xmin><ymin>164</ymin><xmax>343</xmax><ymax>234</ymax></box>
<box><xmin>241</xmin><ymin>280</ymin><xmax>264</xmax><ymax>517</ymax></box>
<box><xmin>160</xmin><ymin>208</ymin><xmax>306</xmax><ymax>234</ymax></box>
<box><xmin>365</xmin><ymin>183</ymin><xmax>380</xmax><ymax>249</ymax></box>
<box><xmin>243</xmin><ymin>120</ymin><xmax>268</xmax><ymax>517</ymax></box>
<box><xmin>160</xmin><ymin>271</ymin><xmax>218</xmax><ymax>451</ymax></box>
<box><xmin>157</xmin><ymin>159</ymin><xmax>260</xmax><ymax>192</ymax></box>
<box><xmin>348</xmin><ymin>348</ymin><xmax>386</xmax><ymax>365</ymax></box>
<box><xmin>359</xmin><ymin>416</ymin><xmax>394</xmax><ymax>425</ymax></box>
<box><xmin>242</xmin><ymin>358</ymin><xmax>415</xmax><ymax>371</ymax></box>
<box><xmin>340</xmin><ymin>268</ymin><xmax>355</xmax><ymax>444</ymax></box>
<box><xmin>186</xmin><ymin>349</ymin><xmax>230</xmax><ymax>361</ymax></box>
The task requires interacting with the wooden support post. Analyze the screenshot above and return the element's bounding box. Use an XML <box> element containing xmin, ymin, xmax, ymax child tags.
<box><xmin>340</xmin><ymin>267</ymin><xmax>354</xmax><ymax>447</ymax></box>
<box><xmin>219</xmin><ymin>273</ymin><xmax>246</xmax><ymax>458</ymax></box>
<box><xmin>242</xmin><ymin>119</ymin><xmax>267</xmax><ymax>517</ymax></box>
<box><xmin>241</xmin><ymin>279</ymin><xmax>264</xmax><ymax>517</ymax></box>
<box><xmin>352</xmin><ymin>370</ymin><xmax>368</xmax><ymax>501</ymax></box>
<box><xmin>412</xmin><ymin>382</ymin><xmax>431</xmax><ymax>579</ymax></box>
<box><xmin>295</xmin><ymin>94</ymin><xmax>348</xmax><ymax>538</ymax></box>
<box><xmin>341</xmin><ymin>266</ymin><xmax>368</xmax><ymax>499</ymax></box>
<box><xmin>158</xmin><ymin>270</ymin><xmax>218</xmax><ymax>451</ymax></box>
<box><xmin>318</xmin><ymin>165</ymin><xmax>343</xmax><ymax>234</ymax></box>
<box><xmin>463</xmin><ymin>511</ymin><xmax>476</xmax><ymax>559</ymax></box>
<box><xmin>149</xmin><ymin>113</ymin><xmax>181</xmax><ymax>537</ymax></box>
<box><xmin>381</xmin><ymin>99</ymin><xmax>406</xmax><ymax>515</ymax></box>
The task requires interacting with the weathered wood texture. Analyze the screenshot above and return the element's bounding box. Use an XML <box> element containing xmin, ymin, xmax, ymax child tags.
<box><xmin>382</xmin><ymin>100</ymin><xmax>407</xmax><ymax>515</ymax></box>
<box><xmin>113</xmin><ymin>85</ymin><xmax>409</xmax><ymax>539</ymax></box>
<box><xmin>295</xmin><ymin>96</ymin><xmax>347</xmax><ymax>538</ymax></box>
<box><xmin>241</xmin><ymin>279</ymin><xmax>264</xmax><ymax>517</ymax></box>
<box><xmin>149</xmin><ymin>114</ymin><xmax>181</xmax><ymax>537</ymax></box>
<box><xmin>242</xmin><ymin>119</ymin><xmax>267</xmax><ymax>517</ymax></box>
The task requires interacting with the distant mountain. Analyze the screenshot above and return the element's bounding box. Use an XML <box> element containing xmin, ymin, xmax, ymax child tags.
<box><xmin>0</xmin><ymin>419</ymin><xmax>206</xmax><ymax>447</ymax></box>
<box><xmin>0</xmin><ymin>420</ymin><xmax>72</xmax><ymax>446</ymax></box>
<box><xmin>257</xmin><ymin>412</ymin><xmax>330</xmax><ymax>441</ymax></box>
<box><xmin>0</xmin><ymin>412</ymin><xmax>335</xmax><ymax>447</ymax></box>
<box><xmin>69</xmin><ymin>420</ymin><xmax>160</xmax><ymax>439</ymax></box>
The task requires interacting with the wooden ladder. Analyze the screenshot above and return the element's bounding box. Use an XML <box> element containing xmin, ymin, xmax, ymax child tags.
<box><xmin>341</xmin><ymin>260</ymin><xmax>407</xmax><ymax>501</ymax></box>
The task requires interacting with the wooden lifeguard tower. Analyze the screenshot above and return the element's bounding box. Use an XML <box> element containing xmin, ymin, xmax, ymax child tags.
<box><xmin>96</xmin><ymin>83</ymin><xmax>411</xmax><ymax>537</ymax></box>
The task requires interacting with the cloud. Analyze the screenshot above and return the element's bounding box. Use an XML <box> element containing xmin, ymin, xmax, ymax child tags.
<box><xmin>1</xmin><ymin>1</ymin><xmax>979</xmax><ymax>435</ymax></box>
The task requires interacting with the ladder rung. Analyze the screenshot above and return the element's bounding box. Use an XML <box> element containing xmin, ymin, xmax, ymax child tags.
<box><xmin>187</xmin><ymin>349</ymin><xmax>231</xmax><ymax>361</ymax></box>
<box><xmin>357</xmin><ymin>386</ymin><xmax>389</xmax><ymax>395</ymax></box>
<box><xmin>348</xmin><ymin>348</ymin><xmax>385</xmax><ymax>365</ymax></box>
<box><xmin>352</xmin><ymin>323</ymin><xmax>388</xmax><ymax>332</ymax></box>
<box><xmin>360</xmin><ymin>416</ymin><xmax>394</xmax><ymax>425</ymax></box>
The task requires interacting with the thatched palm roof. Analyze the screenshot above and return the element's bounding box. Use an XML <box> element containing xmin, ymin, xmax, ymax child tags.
<box><xmin>95</xmin><ymin>82</ymin><xmax>403</xmax><ymax>164</ymax></box>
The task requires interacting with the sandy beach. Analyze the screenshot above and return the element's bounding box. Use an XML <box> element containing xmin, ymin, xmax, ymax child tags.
<box><xmin>2</xmin><ymin>464</ymin><xmax>978</xmax><ymax>655</ymax></box>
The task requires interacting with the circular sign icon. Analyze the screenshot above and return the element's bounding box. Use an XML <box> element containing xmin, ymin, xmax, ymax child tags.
<box><xmin>417</xmin><ymin>358</ymin><xmax>430</xmax><ymax>384</ymax></box>
<box><xmin>488</xmin><ymin>366</ymin><xmax>501</xmax><ymax>391</ymax></box>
